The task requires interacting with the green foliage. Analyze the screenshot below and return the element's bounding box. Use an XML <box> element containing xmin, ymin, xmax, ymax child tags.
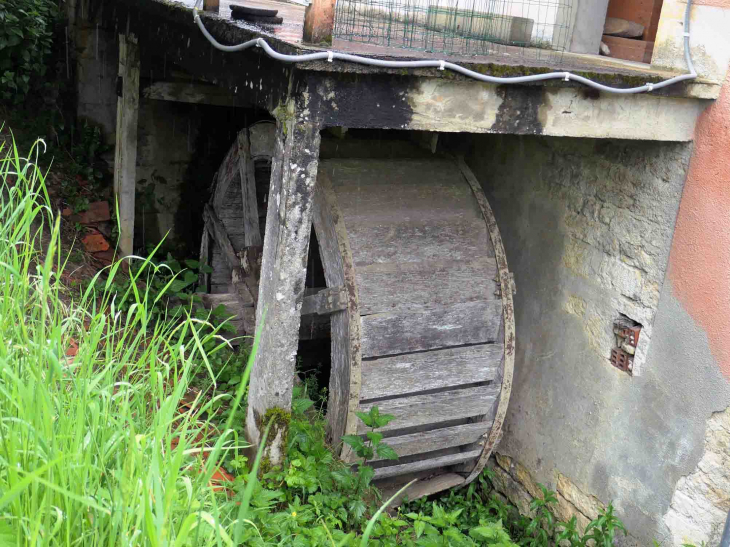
<box><xmin>0</xmin><ymin>0</ymin><xmax>58</xmax><ymax>102</ymax></box>
<box><xmin>343</xmin><ymin>406</ymin><xmax>398</xmax><ymax>463</ymax></box>
<box><xmin>69</xmin><ymin>118</ymin><xmax>108</xmax><ymax>183</ymax></box>
<box><xmin>100</xmin><ymin>251</ymin><xmax>225</xmax><ymax>336</ymax></box>
<box><xmin>582</xmin><ymin>504</ymin><xmax>628</xmax><ymax>547</ymax></box>
<box><xmin>0</xmin><ymin>135</ymin><xmax>249</xmax><ymax>545</ymax></box>
<box><xmin>0</xmin><ymin>135</ymin><xmax>637</xmax><ymax>547</ymax></box>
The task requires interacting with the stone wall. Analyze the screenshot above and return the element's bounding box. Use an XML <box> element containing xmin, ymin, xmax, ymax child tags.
<box><xmin>468</xmin><ymin>135</ymin><xmax>689</xmax><ymax>375</ymax></box>
<box><xmin>461</xmin><ymin>133</ymin><xmax>730</xmax><ymax>545</ymax></box>
<box><xmin>73</xmin><ymin>3</ymin><xmax>118</xmax><ymax>148</ymax></box>
<box><xmin>663</xmin><ymin>407</ymin><xmax>730</xmax><ymax>545</ymax></box>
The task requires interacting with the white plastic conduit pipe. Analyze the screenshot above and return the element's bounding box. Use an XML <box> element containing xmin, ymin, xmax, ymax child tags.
<box><xmin>192</xmin><ymin>0</ymin><xmax>696</xmax><ymax>94</ymax></box>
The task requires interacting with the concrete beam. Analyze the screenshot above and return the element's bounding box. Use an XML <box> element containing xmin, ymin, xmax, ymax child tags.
<box><xmin>310</xmin><ymin>73</ymin><xmax>708</xmax><ymax>141</ymax></box>
<box><xmin>406</xmin><ymin>80</ymin><xmax>707</xmax><ymax>141</ymax></box>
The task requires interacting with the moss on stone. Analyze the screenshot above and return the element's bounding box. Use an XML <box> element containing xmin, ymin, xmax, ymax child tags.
<box><xmin>261</xmin><ymin>406</ymin><xmax>291</xmax><ymax>431</ymax></box>
<box><xmin>255</xmin><ymin>407</ymin><xmax>291</xmax><ymax>476</ymax></box>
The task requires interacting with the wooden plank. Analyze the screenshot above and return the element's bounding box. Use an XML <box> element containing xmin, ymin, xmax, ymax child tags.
<box><xmin>324</xmin><ymin>159</ymin><xmax>486</xmax><ymax>224</ymax></box>
<box><xmin>113</xmin><ymin>33</ymin><xmax>140</xmax><ymax>257</ymax></box>
<box><xmin>357</xmin><ymin>384</ymin><xmax>500</xmax><ymax>434</ymax></box>
<box><xmin>605</xmin><ymin>0</ymin><xmax>662</xmax><ymax>40</ymax></box>
<box><xmin>346</xmin><ymin>217</ymin><xmax>494</xmax><ymax>266</ymax></box>
<box><xmin>602</xmin><ymin>35</ymin><xmax>654</xmax><ymax>64</ymax></box>
<box><xmin>380</xmin><ymin>473</ymin><xmax>466</xmax><ymax>507</ymax></box>
<box><xmin>360</xmin><ymin>300</ymin><xmax>502</xmax><ymax>358</ymax></box>
<box><xmin>213</xmin><ymin>143</ymin><xmax>240</xmax><ymax>212</ymax></box>
<box><xmin>356</xmin><ymin>258</ymin><xmax>499</xmax><ymax>315</ymax></box>
<box><xmin>300</xmin><ymin>286</ymin><xmax>348</xmax><ymax>316</ymax></box>
<box><xmin>238</xmin><ymin>130</ymin><xmax>262</xmax><ymax>248</ymax></box>
<box><xmin>456</xmin><ymin>158</ymin><xmax>515</xmax><ymax>485</ymax></box>
<box><xmin>249</xmin><ymin>122</ymin><xmax>276</xmax><ymax>159</ymax></box>
<box><xmin>199</xmin><ymin>225</ymin><xmax>210</xmax><ymax>293</ymax></box>
<box><xmin>142</xmin><ymin>82</ymin><xmax>235</xmax><ymax>106</ymax></box>
<box><xmin>201</xmin><ymin>292</ymin><xmax>252</xmax><ymax>309</ymax></box>
<box><xmin>370</xmin><ymin>421</ymin><xmax>491</xmax><ymax>462</ymax></box>
<box><xmin>221</xmin><ymin>306</ymin><xmax>256</xmax><ymax>338</ymax></box>
<box><xmin>312</xmin><ymin>171</ymin><xmax>363</xmax><ymax>461</ymax></box>
<box><xmin>302</xmin><ymin>0</ymin><xmax>335</xmax><ymax>44</ymax></box>
<box><xmin>373</xmin><ymin>450</ymin><xmax>482</xmax><ymax>480</ymax></box>
<box><xmin>203</xmin><ymin>204</ymin><xmax>258</xmax><ymax>306</ymax></box>
<box><xmin>205</xmin><ymin>204</ymin><xmax>242</xmax><ymax>274</ymax></box>
<box><xmin>360</xmin><ymin>344</ymin><xmax>503</xmax><ymax>400</ymax></box>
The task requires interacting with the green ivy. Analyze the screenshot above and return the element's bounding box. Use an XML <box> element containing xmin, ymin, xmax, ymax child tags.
<box><xmin>0</xmin><ymin>0</ymin><xmax>58</xmax><ymax>102</ymax></box>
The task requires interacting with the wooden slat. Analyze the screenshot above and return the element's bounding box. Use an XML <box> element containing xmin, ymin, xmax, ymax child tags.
<box><xmin>199</xmin><ymin>226</ymin><xmax>210</xmax><ymax>292</ymax></box>
<box><xmin>371</xmin><ymin>421</ymin><xmax>491</xmax><ymax>462</ymax></box>
<box><xmin>324</xmin><ymin>159</ymin><xmax>484</xmax><ymax>222</ymax></box>
<box><xmin>360</xmin><ymin>344</ymin><xmax>503</xmax><ymax>400</ymax></box>
<box><xmin>379</xmin><ymin>473</ymin><xmax>466</xmax><ymax>507</ymax></box>
<box><xmin>312</xmin><ymin>172</ymin><xmax>363</xmax><ymax>459</ymax></box>
<box><xmin>602</xmin><ymin>35</ymin><xmax>654</xmax><ymax>64</ymax></box>
<box><xmin>357</xmin><ymin>384</ymin><xmax>500</xmax><ymax>433</ymax></box>
<box><xmin>356</xmin><ymin>258</ymin><xmax>498</xmax><ymax>315</ymax></box>
<box><xmin>300</xmin><ymin>286</ymin><xmax>348</xmax><ymax>316</ymax></box>
<box><xmin>360</xmin><ymin>300</ymin><xmax>502</xmax><ymax>358</ymax></box>
<box><xmin>204</xmin><ymin>204</ymin><xmax>258</xmax><ymax>306</ymax></box>
<box><xmin>238</xmin><ymin>130</ymin><xmax>262</xmax><ymax>249</ymax></box>
<box><xmin>346</xmin><ymin>217</ymin><xmax>493</xmax><ymax>266</ymax></box>
<box><xmin>374</xmin><ymin>450</ymin><xmax>481</xmax><ymax>480</ymax></box>
<box><xmin>249</xmin><ymin>122</ymin><xmax>275</xmax><ymax>159</ymax></box>
<box><xmin>219</xmin><ymin>306</ymin><xmax>255</xmax><ymax>336</ymax></box>
<box><xmin>201</xmin><ymin>292</ymin><xmax>250</xmax><ymax>309</ymax></box>
<box><xmin>113</xmin><ymin>33</ymin><xmax>140</xmax><ymax>257</ymax></box>
<box><xmin>142</xmin><ymin>82</ymin><xmax>236</xmax><ymax>106</ymax></box>
<box><xmin>213</xmin><ymin>144</ymin><xmax>240</xmax><ymax>212</ymax></box>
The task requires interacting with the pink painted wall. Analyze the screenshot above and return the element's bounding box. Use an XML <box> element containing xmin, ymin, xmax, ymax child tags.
<box><xmin>668</xmin><ymin>66</ymin><xmax>730</xmax><ymax>381</ymax></box>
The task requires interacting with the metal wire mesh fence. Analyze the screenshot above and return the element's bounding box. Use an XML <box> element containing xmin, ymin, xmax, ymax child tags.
<box><xmin>334</xmin><ymin>0</ymin><xmax>573</xmax><ymax>62</ymax></box>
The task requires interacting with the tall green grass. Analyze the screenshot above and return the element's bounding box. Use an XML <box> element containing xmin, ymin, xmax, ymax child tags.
<box><xmin>0</xmin><ymin>137</ymin><xmax>252</xmax><ymax>545</ymax></box>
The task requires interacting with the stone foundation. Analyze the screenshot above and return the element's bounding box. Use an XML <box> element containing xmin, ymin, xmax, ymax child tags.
<box><xmin>663</xmin><ymin>406</ymin><xmax>730</xmax><ymax>546</ymax></box>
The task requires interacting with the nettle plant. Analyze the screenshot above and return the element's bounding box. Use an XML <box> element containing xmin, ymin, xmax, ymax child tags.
<box><xmin>340</xmin><ymin>407</ymin><xmax>399</xmax><ymax>506</ymax></box>
<box><xmin>343</xmin><ymin>407</ymin><xmax>399</xmax><ymax>466</ymax></box>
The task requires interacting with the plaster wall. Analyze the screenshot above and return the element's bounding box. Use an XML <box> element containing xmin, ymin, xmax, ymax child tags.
<box><xmin>464</xmin><ymin>133</ymin><xmax>730</xmax><ymax>544</ymax></box>
<box><xmin>661</xmin><ymin>65</ymin><xmax>730</xmax><ymax>545</ymax></box>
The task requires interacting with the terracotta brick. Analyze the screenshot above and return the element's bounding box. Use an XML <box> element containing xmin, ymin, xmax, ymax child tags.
<box><xmin>82</xmin><ymin>232</ymin><xmax>110</xmax><ymax>253</ymax></box>
<box><xmin>93</xmin><ymin>249</ymin><xmax>116</xmax><ymax>266</ymax></box>
<box><xmin>74</xmin><ymin>201</ymin><xmax>111</xmax><ymax>224</ymax></box>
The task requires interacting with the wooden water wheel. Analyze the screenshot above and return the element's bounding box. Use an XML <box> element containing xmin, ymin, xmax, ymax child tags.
<box><xmin>313</xmin><ymin>155</ymin><xmax>514</xmax><ymax>492</ymax></box>
<box><xmin>201</xmin><ymin>131</ymin><xmax>514</xmax><ymax>494</ymax></box>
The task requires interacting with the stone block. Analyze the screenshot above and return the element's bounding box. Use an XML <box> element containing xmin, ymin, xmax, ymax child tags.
<box><xmin>664</xmin><ymin>406</ymin><xmax>730</xmax><ymax>546</ymax></box>
<box><xmin>557</xmin><ymin>473</ymin><xmax>605</xmax><ymax>521</ymax></box>
<box><xmin>495</xmin><ymin>452</ymin><xmax>512</xmax><ymax>472</ymax></box>
<box><xmin>495</xmin><ymin>452</ymin><xmax>544</xmax><ymax>500</ymax></box>
<box><xmin>489</xmin><ymin>461</ymin><xmax>535</xmax><ymax>517</ymax></box>
<box><xmin>554</xmin><ymin>492</ymin><xmax>593</xmax><ymax>534</ymax></box>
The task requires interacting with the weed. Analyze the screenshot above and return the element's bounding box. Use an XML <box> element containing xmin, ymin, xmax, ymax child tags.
<box><xmin>0</xmin><ymin>134</ymin><xmax>638</xmax><ymax>547</ymax></box>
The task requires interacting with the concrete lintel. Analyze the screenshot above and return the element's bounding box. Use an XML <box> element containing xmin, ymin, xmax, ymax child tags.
<box><xmin>404</xmin><ymin>80</ymin><xmax>707</xmax><ymax>141</ymax></box>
